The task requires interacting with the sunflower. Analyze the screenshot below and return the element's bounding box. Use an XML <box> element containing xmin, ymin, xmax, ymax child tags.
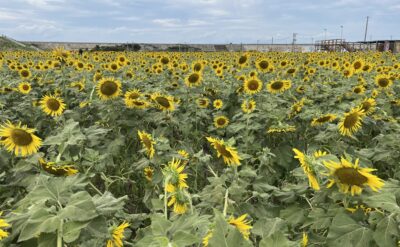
<box><xmin>267</xmin><ymin>125</ymin><xmax>296</xmax><ymax>134</ymax></box>
<box><xmin>184</xmin><ymin>72</ymin><xmax>202</xmax><ymax>87</ymax></box>
<box><xmin>237</xmin><ymin>54</ymin><xmax>248</xmax><ymax>67</ymax></box>
<box><xmin>0</xmin><ymin>121</ymin><xmax>42</xmax><ymax>156</ymax></box>
<box><xmin>338</xmin><ymin>107</ymin><xmax>365</xmax><ymax>136</ymax></box>
<box><xmin>213</xmin><ymin>99</ymin><xmax>223</xmax><ymax>109</ymax></box>
<box><xmin>138</xmin><ymin>130</ymin><xmax>155</xmax><ymax>159</ymax></box>
<box><xmin>293</xmin><ymin>148</ymin><xmax>320</xmax><ymax>190</ymax></box>
<box><xmin>352</xmin><ymin>85</ymin><xmax>365</xmax><ymax>95</ymax></box>
<box><xmin>18</xmin><ymin>82</ymin><xmax>32</xmax><ymax>94</ymax></box>
<box><xmin>255</xmin><ymin>59</ymin><xmax>270</xmax><ymax>72</ymax></box>
<box><xmin>323</xmin><ymin>157</ymin><xmax>384</xmax><ymax>195</ymax></box>
<box><xmin>313</xmin><ymin>150</ymin><xmax>328</xmax><ymax>158</ymax></box>
<box><xmin>214</xmin><ymin>116</ymin><xmax>229</xmax><ymax>128</ymax></box>
<box><xmin>19</xmin><ymin>69</ymin><xmax>31</xmax><ymax>79</ymax></box>
<box><xmin>0</xmin><ymin>212</ymin><xmax>10</xmax><ymax>240</ymax></box>
<box><xmin>267</xmin><ymin>80</ymin><xmax>291</xmax><ymax>94</ymax></box>
<box><xmin>196</xmin><ymin>97</ymin><xmax>210</xmax><ymax>108</ymax></box>
<box><xmin>163</xmin><ymin>158</ymin><xmax>188</xmax><ymax>192</ymax></box>
<box><xmin>144</xmin><ymin>167</ymin><xmax>154</xmax><ymax>181</ymax></box>
<box><xmin>202</xmin><ymin>231</ymin><xmax>213</xmax><ymax>247</ymax></box>
<box><xmin>40</xmin><ymin>94</ymin><xmax>66</xmax><ymax>117</ymax></box>
<box><xmin>243</xmin><ymin>77</ymin><xmax>263</xmax><ymax>94</ymax></box>
<box><xmin>106</xmin><ymin>222</ymin><xmax>130</xmax><ymax>247</ymax></box>
<box><xmin>124</xmin><ymin>89</ymin><xmax>142</xmax><ymax>108</ymax></box>
<box><xmin>375</xmin><ymin>74</ymin><xmax>393</xmax><ymax>89</ymax></box>
<box><xmin>302</xmin><ymin>232</ymin><xmax>308</xmax><ymax>247</ymax></box>
<box><xmin>311</xmin><ymin>114</ymin><xmax>337</xmax><ymax>126</ymax></box>
<box><xmin>206</xmin><ymin>137</ymin><xmax>241</xmax><ymax>166</ymax></box>
<box><xmin>241</xmin><ymin>99</ymin><xmax>256</xmax><ymax>113</ymax></box>
<box><xmin>167</xmin><ymin>189</ymin><xmax>189</xmax><ymax>214</ymax></box>
<box><xmin>97</xmin><ymin>78</ymin><xmax>122</xmax><ymax>100</ymax></box>
<box><xmin>69</xmin><ymin>81</ymin><xmax>85</xmax><ymax>91</ymax></box>
<box><xmin>228</xmin><ymin>214</ymin><xmax>252</xmax><ymax>240</ymax></box>
<box><xmin>151</xmin><ymin>92</ymin><xmax>175</xmax><ymax>111</ymax></box>
<box><xmin>39</xmin><ymin>158</ymin><xmax>78</xmax><ymax>176</ymax></box>
<box><xmin>359</xmin><ymin>98</ymin><xmax>376</xmax><ymax>115</ymax></box>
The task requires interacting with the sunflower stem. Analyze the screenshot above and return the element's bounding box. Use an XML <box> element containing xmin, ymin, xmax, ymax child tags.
<box><xmin>57</xmin><ymin>218</ymin><xmax>63</xmax><ymax>247</ymax></box>
<box><xmin>207</xmin><ymin>165</ymin><xmax>218</xmax><ymax>177</ymax></box>
<box><xmin>164</xmin><ymin>176</ymin><xmax>170</xmax><ymax>219</ymax></box>
<box><xmin>223</xmin><ymin>188</ymin><xmax>229</xmax><ymax>217</ymax></box>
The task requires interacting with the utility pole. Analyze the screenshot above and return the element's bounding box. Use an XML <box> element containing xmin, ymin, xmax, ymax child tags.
<box><xmin>324</xmin><ymin>28</ymin><xmax>327</xmax><ymax>40</ymax></box>
<box><xmin>271</xmin><ymin>36</ymin><xmax>274</xmax><ymax>44</ymax></box>
<box><xmin>292</xmin><ymin>33</ymin><xmax>297</xmax><ymax>52</ymax></box>
<box><xmin>364</xmin><ymin>16</ymin><xmax>369</xmax><ymax>42</ymax></box>
<box><xmin>340</xmin><ymin>25</ymin><xmax>343</xmax><ymax>40</ymax></box>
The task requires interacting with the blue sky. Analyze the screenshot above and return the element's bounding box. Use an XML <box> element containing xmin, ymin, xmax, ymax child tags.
<box><xmin>0</xmin><ymin>0</ymin><xmax>399</xmax><ymax>43</ymax></box>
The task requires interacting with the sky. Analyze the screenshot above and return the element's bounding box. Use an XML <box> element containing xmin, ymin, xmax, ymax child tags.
<box><xmin>0</xmin><ymin>0</ymin><xmax>399</xmax><ymax>44</ymax></box>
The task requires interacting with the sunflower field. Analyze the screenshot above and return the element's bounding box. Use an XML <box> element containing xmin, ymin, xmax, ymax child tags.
<box><xmin>1</xmin><ymin>49</ymin><xmax>400</xmax><ymax>247</ymax></box>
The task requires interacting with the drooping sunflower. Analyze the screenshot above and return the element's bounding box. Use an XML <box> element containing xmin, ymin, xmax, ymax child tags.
<box><xmin>293</xmin><ymin>148</ymin><xmax>320</xmax><ymax>190</ymax></box>
<box><xmin>302</xmin><ymin>232</ymin><xmax>308</xmax><ymax>247</ymax></box>
<box><xmin>375</xmin><ymin>74</ymin><xmax>393</xmax><ymax>89</ymax></box>
<box><xmin>352</xmin><ymin>85</ymin><xmax>365</xmax><ymax>95</ymax></box>
<box><xmin>39</xmin><ymin>158</ymin><xmax>78</xmax><ymax>176</ymax></box>
<box><xmin>18</xmin><ymin>82</ymin><xmax>32</xmax><ymax>94</ymax></box>
<box><xmin>338</xmin><ymin>107</ymin><xmax>365</xmax><ymax>136</ymax></box>
<box><xmin>151</xmin><ymin>92</ymin><xmax>175</xmax><ymax>111</ymax></box>
<box><xmin>106</xmin><ymin>222</ymin><xmax>130</xmax><ymax>247</ymax></box>
<box><xmin>184</xmin><ymin>72</ymin><xmax>203</xmax><ymax>87</ymax></box>
<box><xmin>214</xmin><ymin>116</ymin><xmax>229</xmax><ymax>128</ymax></box>
<box><xmin>163</xmin><ymin>158</ymin><xmax>188</xmax><ymax>192</ymax></box>
<box><xmin>196</xmin><ymin>97</ymin><xmax>210</xmax><ymax>108</ymax></box>
<box><xmin>138</xmin><ymin>130</ymin><xmax>155</xmax><ymax>159</ymax></box>
<box><xmin>311</xmin><ymin>114</ymin><xmax>337</xmax><ymax>126</ymax></box>
<box><xmin>167</xmin><ymin>189</ymin><xmax>189</xmax><ymax>214</ymax></box>
<box><xmin>213</xmin><ymin>99</ymin><xmax>223</xmax><ymax>109</ymax></box>
<box><xmin>267</xmin><ymin>125</ymin><xmax>296</xmax><ymax>134</ymax></box>
<box><xmin>228</xmin><ymin>214</ymin><xmax>252</xmax><ymax>240</ymax></box>
<box><xmin>97</xmin><ymin>78</ymin><xmax>122</xmax><ymax>100</ymax></box>
<box><xmin>0</xmin><ymin>212</ymin><xmax>10</xmax><ymax>240</ymax></box>
<box><xmin>323</xmin><ymin>157</ymin><xmax>384</xmax><ymax>195</ymax></box>
<box><xmin>267</xmin><ymin>80</ymin><xmax>291</xmax><ymax>94</ymax></box>
<box><xmin>206</xmin><ymin>137</ymin><xmax>241</xmax><ymax>166</ymax></box>
<box><xmin>0</xmin><ymin>121</ymin><xmax>42</xmax><ymax>156</ymax></box>
<box><xmin>359</xmin><ymin>98</ymin><xmax>376</xmax><ymax>115</ymax></box>
<box><xmin>243</xmin><ymin>77</ymin><xmax>263</xmax><ymax>94</ymax></box>
<box><xmin>241</xmin><ymin>99</ymin><xmax>256</xmax><ymax>114</ymax></box>
<box><xmin>202</xmin><ymin>230</ymin><xmax>213</xmax><ymax>247</ymax></box>
<box><xmin>40</xmin><ymin>94</ymin><xmax>66</xmax><ymax>117</ymax></box>
<box><xmin>144</xmin><ymin>167</ymin><xmax>154</xmax><ymax>182</ymax></box>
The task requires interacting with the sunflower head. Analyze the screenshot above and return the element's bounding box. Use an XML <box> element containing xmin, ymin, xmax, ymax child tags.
<box><xmin>243</xmin><ymin>77</ymin><xmax>263</xmax><ymax>95</ymax></box>
<box><xmin>97</xmin><ymin>78</ymin><xmax>122</xmax><ymax>100</ymax></box>
<box><xmin>241</xmin><ymin>99</ymin><xmax>256</xmax><ymax>114</ymax></box>
<box><xmin>196</xmin><ymin>97</ymin><xmax>210</xmax><ymax>108</ymax></box>
<box><xmin>375</xmin><ymin>74</ymin><xmax>393</xmax><ymax>89</ymax></box>
<box><xmin>228</xmin><ymin>214</ymin><xmax>252</xmax><ymax>240</ymax></box>
<box><xmin>214</xmin><ymin>116</ymin><xmax>229</xmax><ymax>128</ymax></box>
<box><xmin>18</xmin><ymin>82</ymin><xmax>32</xmax><ymax>94</ymax></box>
<box><xmin>311</xmin><ymin>114</ymin><xmax>337</xmax><ymax>127</ymax></box>
<box><xmin>40</xmin><ymin>94</ymin><xmax>66</xmax><ymax>117</ymax></box>
<box><xmin>213</xmin><ymin>99</ymin><xmax>223</xmax><ymax>109</ymax></box>
<box><xmin>338</xmin><ymin>107</ymin><xmax>365</xmax><ymax>136</ymax></box>
<box><xmin>138</xmin><ymin>130</ymin><xmax>155</xmax><ymax>158</ymax></box>
<box><xmin>151</xmin><ymin>92</ymin><xmax>175</xmax><ymax>111</ymax></box>
<box><xmin>206</xmin><ymin>137</ymin><xmax>241</xmax><ymax>166</ymax></box>
<box><xmin>0</xmin><ymin>121</ymin><xmax>42</xmax><ymax>156</ymax></box>
<box><xmin>267</xmin><ymin>80</ymin><xmax>291</xmax><ymax>94</ymax></box>
<box><xmin>185</xmin><ymin>72</ymin><xmax>202</xmax><ymax>87</ymax></box>
<box><xmin>324</xmin><ymin>157</ymin><xmax>384</xmax><ymax>195</ymax></box>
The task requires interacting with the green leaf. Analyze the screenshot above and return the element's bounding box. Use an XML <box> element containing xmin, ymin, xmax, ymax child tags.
<box><xmin>259</xmin><ymin>232</ymin><xmax>295</xmax><ymax>247</ymax></box>
<box><xmin>63</xmin><ymin>220</ymin><xmax>90</xmax><ymax>243</ymax></box>
<box><xmin>151</xmin><ymin>214</ymin><xmax>172</xmax><ymax>236</ymax></box>
<box><xmin>38</xmin><ymin>233</ymin><xmax>57</xmax><ymax>247</ymax></box>
<box><xmin>252</xmin><ymin>217</ymin><xmax>287</xmax><ymax>238</ymax></box>
<box><xmin>327</xmin><ymin>213</ymin><xmax>373</xmax><ymax>247</ymax></box>
<box><xmin>59</xmin><ymin>191</ymin><xmax>98</xmax><ymax>221</ymax></box>
<box><xmin>372</xmin><ymin>215</ymin><xmax>399</xmax><ymax>247</ymax></box>
<box><xmin>172</xmin><ymin>231</ymin><xmax>199</xmax><ymax>246</ymax></box>
<box><xmin>363</xmin><ymin>192</ymin><xmax>400</xmax><ymax>213</ymax></box>
<box><xmin>18</xmin><ymin>209</ymin><xmax>60</xmax><ymax>242</ymax></box>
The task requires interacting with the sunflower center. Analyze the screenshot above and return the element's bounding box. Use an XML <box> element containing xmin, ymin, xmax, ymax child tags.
<box><xmin>378</xmin><ymin>78</ymin><xmax>389</xmax><ymax>87</ymax></box>
<box><xmin>215</xmin><ymin>143</ymin><xmax>233</xmax><ymax>158</ymax></box>
<box><xmin>129</xmin><ymin>93</ymin><xmax>140</xmax><ymax>99</ymax></box>
<box><xmin>10</xmin><ymin>129</ymin><xmax>33</xmax><ymax>146</ymax></box>
<box><xmin>287</xmin><ymin>68</ymin><xmax>295</xmax><ymax>74</ymax></box>
<box><xmin>335</xmin><ymin>167</ymin><xmax>368</xmax><ymax>186</ymax></box>
<box><xmin>22</xmin><ymin>85</ymin><xmax>30</xmax><ymax>90</ymax></box>
<box><xmin>271</xmin><ymin>81</ymin><xmax>284</xmax><ymax>90</ymax></box>
<box><xmin>46</xmin><ymin>98</ymin><xmax>61</xmax><ymax>111</ymax></box>
<box><xmin>361</xmin><ymin>102</ymin><xmax>371</xmax><ymax>112</ymax></box>
<box><xmin>353</xmin><ymin>62</ymin><xmax>362</xmax><ymax>69</ymax></box>
<box><xmin>258</xmin><ymin>61</ymin><xmax>269</xmax><ymax>69</ymax></box>
<box><xmin>161</xmin><ymin>57</ymin><xmax>169</xmax><ymax>64</ymax></box>
<box><xmin>142</xmin><ymin>136</ymin><xmax>152</xmax><ymax>149</ymax></box>
<box><xmin>188</xmin><ymin>73</ymin><xmax>200</xmax><ymax>83</ymax></box>
<box><xmin>247</xmin><ymin>80</ymin><xmax>260</xmax><ymax>90</ymax></box>
<box><xmin>156</xmin><ymin>96</ymin><xmax>171</xmax><ymax>108</ymax></box>
<box><xmin>21</xmin><ymin>70</ymin><xmax>29</xmax><ymax>77</ymax></box>
<box><xmin>100</xmin><ymin>81</ymin><xmax>118</xmax><ymax>96</ymax></box>
<box><xmin>354</xmin><ymin>87</ymin><xmax>361</xmax><ymax>94</ymax></box>
<box><xmin>343</xmin><ymin>113</ymin><xmax>359</xmax><ymax>128</ymax></box>
<box><xmin>193</xmin><ymin>63</ymin><xmax>202</xmax><ymax>71</ymax></box>
<box><xmin>238</xmin><ymin>56</ymin><xmax>247</xmax><ymax>64</ymax></box>
<box><xmin>217</xmin><ymin>118</ymin><xmax>226</xmax><ymax>125</ymax></box>
<box><xmin>134</xmin><ymin>101</ymin><xmax>145</xmax><ymax>106</ymax></box>
<box><xmin>317</xmin><ymin>116</ymin><xmax>332</xmax><ymax>123</ymax></box>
